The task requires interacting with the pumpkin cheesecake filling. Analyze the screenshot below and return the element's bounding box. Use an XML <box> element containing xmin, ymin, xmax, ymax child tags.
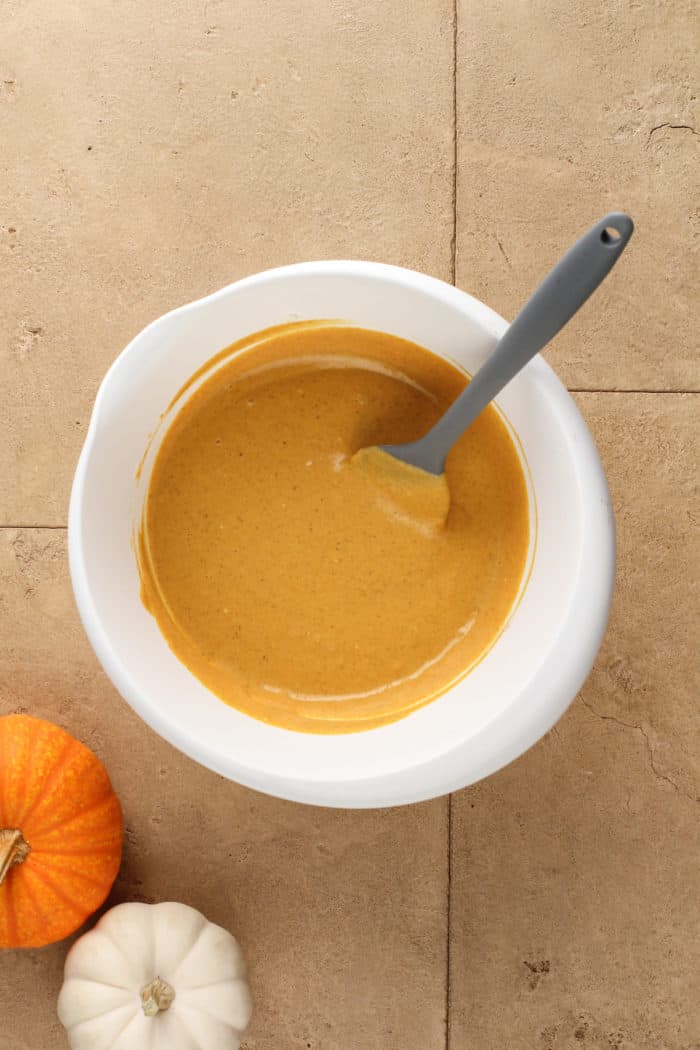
<box><xmin>138</xmin><ymin>323</ymin><xmax>530</xmax><ymax>733</ymax></box>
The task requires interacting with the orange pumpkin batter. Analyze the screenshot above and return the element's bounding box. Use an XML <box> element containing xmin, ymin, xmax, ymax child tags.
<box><xmin>138</xmin><ymin>323</ymin><xmax>530</xmax><ymax>733</ymax></box>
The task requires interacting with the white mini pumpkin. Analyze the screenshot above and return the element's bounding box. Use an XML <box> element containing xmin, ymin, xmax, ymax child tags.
<box><xmin>58</xmin><ymin>901</ymin><xmax>252</xmax><ymax>1050</ymax></box>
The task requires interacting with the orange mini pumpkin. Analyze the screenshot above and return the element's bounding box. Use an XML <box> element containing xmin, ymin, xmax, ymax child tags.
<box><xmin>0</xmin><ymin>714</ymin><xmax>123</xmax><ymax>948</ymax></box>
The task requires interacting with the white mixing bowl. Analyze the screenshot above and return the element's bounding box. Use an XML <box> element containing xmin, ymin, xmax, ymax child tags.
<box><xmin>69</xmin><ymin>262</ymin><xmax>615</xmax><ymax>808</ymax></box>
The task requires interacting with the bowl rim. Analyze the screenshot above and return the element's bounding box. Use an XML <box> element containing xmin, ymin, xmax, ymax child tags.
<box><xmin>69</xmin><ymin>260</ymin><xmax>615</xmax><ymax>807</ymax></box>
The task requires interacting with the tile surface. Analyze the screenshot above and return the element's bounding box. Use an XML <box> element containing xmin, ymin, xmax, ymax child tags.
<box><xmin>0</xmin><ymin>0</ymin><xmax>454</xmax><ymax>525</ymax></box>
<box><xmin>449</xmin><ymin>395</ymin><xmax>699</xmax><ymax>1050</ymax></box>
<box><xmin>0</xmin><ymin>529</ymin><xmax>449</xmax><ymax>1050</ymax></box>
<box><xmin>1</xmin><ymin>2</ymin><xmax>698</xmax><ymax>1049</ymax></box>
<box><xmin>455</xmin><ymin>0</ymin><xmax>699</xmax><ymax>391</ymax></box>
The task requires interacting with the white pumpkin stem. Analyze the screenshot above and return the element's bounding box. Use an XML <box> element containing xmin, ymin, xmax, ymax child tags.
<box><xmin>0</xmin><ymin>829</ymin><xmax>30</xmax><ymax>886</ymax></box>
<box><xmin>141</xmin><ymin>977</ymin><xmax>176</xmax><ymax>1017</ymax></box>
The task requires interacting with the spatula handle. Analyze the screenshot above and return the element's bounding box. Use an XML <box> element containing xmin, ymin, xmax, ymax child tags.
<box><xmin>418</xmin><ymin>212</ymin><xmax>634</xmax><ymax>473</ymax></box>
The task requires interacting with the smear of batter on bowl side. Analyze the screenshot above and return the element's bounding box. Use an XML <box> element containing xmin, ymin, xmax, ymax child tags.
<box><xmin>137</xmin><ymin>322</ymin><xmax>530</xmax><ymax>733</ymax></box>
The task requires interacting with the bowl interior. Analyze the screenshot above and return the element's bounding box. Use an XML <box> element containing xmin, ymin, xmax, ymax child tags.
<box><xmin>70</xmin><ymin>263</ymin><xmax>605</xmax><ymax>802</ymax></box>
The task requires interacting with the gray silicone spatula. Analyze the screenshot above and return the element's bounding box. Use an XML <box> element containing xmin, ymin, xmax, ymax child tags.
<box><xmin>380</xmin><ymin>212</ymin><xmax>634</xmax><ymax>475</ymax></box>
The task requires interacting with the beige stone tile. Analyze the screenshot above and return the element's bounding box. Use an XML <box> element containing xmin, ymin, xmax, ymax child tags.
<box><xmin>449</xmin><ymin>394</ymin><xmax>699</xmax><ymax>1048</ymax></box>
<box><xmin>576</xmin><ymin>393</ymin><xmax>699</xmax><ymax>793</ymax></box>
<box><xmin>0</xmin><ymin>0</ymin><xmax>454</xmax><ymax>525</ymax></box>
<box><xmin>0</xmin><ymin>530</ymin><xmax>449</xmax><ymax>1049</ymax></box>
<box><xmin>455</xmin><ymin>0</ymin><xmax>699</xmax><ymax>391</ymax></box>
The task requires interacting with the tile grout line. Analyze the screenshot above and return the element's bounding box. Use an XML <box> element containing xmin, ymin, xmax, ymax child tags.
<box><xmin>569</xmin><ymin>388</ymin><xmax>699</xmax><ymax>395</ymax></box>
<box><xmin>450</xmin><ymin>0</ymin><xmax>457</xmax><ymax>286</ymax></box>
<box><xmin>446</xmin><ymin>0</ymin><xmax>457</xmax><ymax>1043</ymax></box>
<box><xmin>0</xmin><ymin>525</ymin><xmax>67</xmax><ymax>530</ymax></box>
<box><xmin>445</xmin><ymin>792</ymin><xmax>453</xmax><ymax>1050</ymax></box>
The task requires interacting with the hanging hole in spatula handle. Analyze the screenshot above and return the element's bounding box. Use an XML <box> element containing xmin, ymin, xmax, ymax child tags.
<box><xmin>597</xmin><ymin>212</ymin><xmax>634</xmax><ymax>250</ymax></box>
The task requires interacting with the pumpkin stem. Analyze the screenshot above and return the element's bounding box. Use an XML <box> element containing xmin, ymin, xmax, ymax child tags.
<box><xmin>0</xmin><ymin>829</ymin><xmax>30</xmax><ymax>886</ymax></box>
<box><xmin>141</xmin><ymin>976</ymin><xmax>176</xmax><ymax>1017</ymax></box>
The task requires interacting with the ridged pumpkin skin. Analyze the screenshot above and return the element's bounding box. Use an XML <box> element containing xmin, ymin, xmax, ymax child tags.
<box><xmin>0</xmin><ymin>715</ymin><xmax>123</xmax><ymax>948</ymax></box>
